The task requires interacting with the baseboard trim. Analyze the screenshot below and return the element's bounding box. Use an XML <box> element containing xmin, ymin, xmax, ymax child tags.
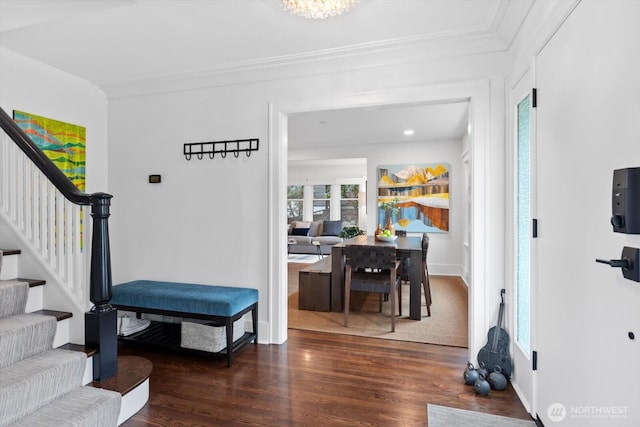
<box><xmin>429</xmin><ymin>263</ymin><xmax>462</xmax><ymax>277</ymax></box>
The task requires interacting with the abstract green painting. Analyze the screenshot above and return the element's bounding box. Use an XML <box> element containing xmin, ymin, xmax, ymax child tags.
<box><xmin>13</xmin><ymin>110</ymin><xmax>86</xmax><ymax>191</ymax></box>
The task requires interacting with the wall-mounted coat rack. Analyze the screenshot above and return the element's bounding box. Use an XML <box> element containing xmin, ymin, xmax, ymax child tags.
<box><xmin>183</xmin><ymin>138</ymin><xmax>259</xmax><ymax>160</ymax></box>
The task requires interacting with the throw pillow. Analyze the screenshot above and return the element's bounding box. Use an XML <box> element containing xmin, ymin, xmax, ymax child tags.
<box><xmin>322</xmin><ymin>220</ymin><xmax>343</xmax><ymax>236</ymax></box>
<box><xmin>291</xmin><ymin>227</ymin><xmax>310</xmax><ymax>236</ymax></box>
<box><xmin>292</xmin><ymin>221</ymin><xmax>311</xmax><ymax>229</ymax></box>
<box><xmin>308</xmin><ymin>221</ymin><xmax>321</xmax><ymax>237</ymax></box>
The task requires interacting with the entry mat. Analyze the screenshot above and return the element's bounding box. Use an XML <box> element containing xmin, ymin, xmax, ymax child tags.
<box><xmin>427</xmin><ymin>404</ymin><xmax>536</xmax><ymax>427</ymax></box>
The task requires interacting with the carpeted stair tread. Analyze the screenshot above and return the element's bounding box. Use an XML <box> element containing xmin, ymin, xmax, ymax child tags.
<box><xmin>0</xmin><ymin>313</ymin><xmax>56</xmax><ymax>368</ymax></box>
<box><xmin>0</xmin><ymin>348</ymin><xmax>86</xmax><ymax>425</ymax></box>
<box><xmin>7</xmin><ymin>386</ymin><xmax>122</xmax><ymax>427</ymax></box>
<box><xmin>0</xmin><ymin>281</ymin><xmax>28</xmax><ymax>318</ymax></box>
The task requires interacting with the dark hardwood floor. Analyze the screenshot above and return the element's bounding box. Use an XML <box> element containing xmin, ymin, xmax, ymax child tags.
<box><xmin>119</xmin><ymin>329</ymin><xmax>531</xmax><ymax>426</ymax></box>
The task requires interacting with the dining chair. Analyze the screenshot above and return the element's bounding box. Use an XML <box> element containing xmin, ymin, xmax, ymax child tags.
<box><xmin>343</xmin><ymin>245</ymin><xmax>402</xmax><ymax>332</ymax></box>
<box><xmin>394</xmin><ymin>230</ymin><xmax>410</xmax><ymax>283</ymax></box>
<box><xmin>422</xmin><ymin>233</ymin><xmax>432</xmax><ymax>317</ymax></box>
<box><xmin>393</xmin><ymin>231</ymin><xmax>432</xmax><ymax>317</ymax></box>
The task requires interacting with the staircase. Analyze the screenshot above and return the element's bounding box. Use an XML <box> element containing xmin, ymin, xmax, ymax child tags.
<box><xmin>0</xmin><ymin>106</ymin><xmax>151</xmax><ymax>425</ymax></box>
<box><xmin>0</xmin><ymin>249</ymin><xmax>151</xmax><ymax>426</ymax></box>
<box><xmin>0</xmin><ymin>252</ymin><xmax>121</xmax><ymax>426</ymax></box>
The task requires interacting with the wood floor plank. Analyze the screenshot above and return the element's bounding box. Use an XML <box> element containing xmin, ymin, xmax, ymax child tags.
<box><xmin>120</xmin><ymin>329</ymin><xmax>530</xmax><ymax>426</ymax></box>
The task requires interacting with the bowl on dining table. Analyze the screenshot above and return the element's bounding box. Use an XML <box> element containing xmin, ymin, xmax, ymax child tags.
<box><xmin>376</xmin><ymin>234</ymin><xmax>398</xmax><ymax>242</ymax></box>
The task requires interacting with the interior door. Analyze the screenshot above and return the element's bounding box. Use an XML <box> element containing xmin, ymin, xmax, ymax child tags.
<box><xmin>508</xmin><ymin>70</ymin><xmax>536</xmax><ymax>415</ymax></box>
<box><xmin>534</xmin><ymin>2</ymin><xmax>640</xmax><ymax>425</ymax></box>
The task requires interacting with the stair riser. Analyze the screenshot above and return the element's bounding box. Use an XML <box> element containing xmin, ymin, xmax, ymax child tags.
<box><xmin>82</xmin><ymin>356</ymin><xmax>93</xmax><ymax>386</ymax></box>
<box><xmin>53</xmin><ymin>319</ymin><xmax>70</xmax><ymax>349</ymax></box>
<box><xmin>22</xmin><ymin>286</ymin><xmax>70</xmax><ymax>349</ymax></box>
<box><xmin>0</xmin><ymin>255</ymin><xmax>18</xmax><ymax>280</ymax></box>
<box><xmin>26</xmin><ymin>286</ymin><xmax>43</xmax><ymax>313</ymax></box>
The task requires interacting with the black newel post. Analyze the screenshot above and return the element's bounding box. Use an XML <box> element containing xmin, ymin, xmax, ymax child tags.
<box><xmin>85</xmin><ymin>192</ymin><xmax>117</xmax><ymax>381</ymax></box>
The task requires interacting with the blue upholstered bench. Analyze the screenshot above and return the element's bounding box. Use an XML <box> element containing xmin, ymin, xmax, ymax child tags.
<box><xmin>111</xmin><ymin>280</ymin><xmax>258</xmax><ymax>367</ymax></box>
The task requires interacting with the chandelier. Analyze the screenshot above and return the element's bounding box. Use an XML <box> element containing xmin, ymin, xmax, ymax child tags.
<box><xmin>281</xmin><ymin>0</ymin><xmax>359</xmax><ymax>20</ymax></box>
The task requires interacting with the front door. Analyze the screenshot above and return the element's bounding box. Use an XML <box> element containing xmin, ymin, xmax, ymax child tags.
<box><xmin>534</xmin><ymin>2</ymin><xmax>640</xmax><ymax>425</ymax></box>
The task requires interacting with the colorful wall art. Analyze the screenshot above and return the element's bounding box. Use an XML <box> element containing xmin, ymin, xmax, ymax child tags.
<box><xmin>13</xmin><ymin>110</ymin><xmax>86</xmax><ymax>191</ymax></box>
<box><xmin>377</xmin><ymin>163</ymin><xmax>450</xmax><ymax>233</ymax></box>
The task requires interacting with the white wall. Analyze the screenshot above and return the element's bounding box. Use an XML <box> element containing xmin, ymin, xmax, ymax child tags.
<box><xmin>0</xmin><ymin>48</ymin><xmax>109</xmax><ymax>193</ymax></box>
<box><xmin>108</xmin><ymin>50</ymin><xmax>506</xmax><ymax>346</ymax></box>
<box><xmin>0</xmin><ymin>47</ymin><xmax>109</xmax><ymax>343</ymax></box>
<box><xmin>288</xmin><ymin>162</ymin><xmax>366</xmax><ymax>184</ymax></box>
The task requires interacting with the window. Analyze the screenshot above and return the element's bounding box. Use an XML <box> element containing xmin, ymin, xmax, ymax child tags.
<box><xmin>340</xmin><ymin>184</ymin><xmax>359</xmax><ymax>226</ymax></box>
<box><xmin>516</xmin><ymin>94</ymin><xmax>531</xmax><ymax>353</ymax></box>
<box><xmin>287</xmin><ymin>185</ymin><xmax>303</xmax><ymax>223</ymax></box>
<box><xmin>312</xmin><ymin>185</ymin><xmax>331</xmax><ymax>222</ymax></box>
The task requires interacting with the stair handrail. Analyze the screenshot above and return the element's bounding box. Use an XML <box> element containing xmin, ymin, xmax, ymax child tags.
<box><xmin>0</xmin><ymin>106</ymin><xmax>113</xmax><ymax>313</ymax></box>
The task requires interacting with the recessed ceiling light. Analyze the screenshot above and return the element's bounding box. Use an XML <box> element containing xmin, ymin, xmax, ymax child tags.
<box><xmin>404</xmin><ymin>129</ymin><xmax>414</xmax><ymax>136</ymax></box>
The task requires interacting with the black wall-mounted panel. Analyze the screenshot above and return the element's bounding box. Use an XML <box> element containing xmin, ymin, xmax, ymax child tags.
<box><xmin>611</xmin><ymin>167</ymin><xmax>640</xmax><ymax>234</ymax></box>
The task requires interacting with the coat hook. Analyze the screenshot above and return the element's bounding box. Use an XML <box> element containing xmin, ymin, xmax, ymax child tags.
<box><xmin>183</xmin><ymin>138</ymin><xmax>259</xmax><ymax>160</ymax></box>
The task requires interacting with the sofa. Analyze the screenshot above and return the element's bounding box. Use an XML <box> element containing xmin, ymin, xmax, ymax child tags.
<box><xmin>287</xmin><ymin>220</ymin><xmax>344</xmax><ymax>255</ymax></box>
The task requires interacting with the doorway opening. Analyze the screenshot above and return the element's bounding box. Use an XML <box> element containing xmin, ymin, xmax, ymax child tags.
<box><xmin>268</xmin><ymin>80</ymin><xmax>492</xmax><ymax>361</ymax></box>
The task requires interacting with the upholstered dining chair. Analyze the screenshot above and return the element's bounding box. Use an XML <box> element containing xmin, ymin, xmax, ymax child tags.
<box><xmin>343</xmin><ymin>245</ymin><xmax>402</xmax><ymax>332</ymax></box>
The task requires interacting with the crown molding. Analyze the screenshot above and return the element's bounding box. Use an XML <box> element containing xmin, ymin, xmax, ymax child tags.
<box><xmin>104</xmin><ymin>29</ymin><xmax>508</xmax><ymax>99</ymax></box>
<box><xmin>102</xmin><ymin>0</ymin><xmax>515</xmax><ymax>98</ymax></box>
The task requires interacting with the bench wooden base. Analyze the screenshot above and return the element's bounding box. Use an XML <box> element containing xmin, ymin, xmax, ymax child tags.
<box><xmin>112</xmin><ymin>302</ymin><xmax>257</xmax><ymax>367</ymax></box>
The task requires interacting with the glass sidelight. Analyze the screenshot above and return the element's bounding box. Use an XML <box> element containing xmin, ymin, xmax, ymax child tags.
<box><xmin>516</xmin><ymin>94</ymin><xmax>531</xmax><ymax>353</ymax></box>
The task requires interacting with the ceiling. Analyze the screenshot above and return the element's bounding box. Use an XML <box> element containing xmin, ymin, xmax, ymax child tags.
<box><xmin>0</xmin><ymin>0</ymin><xmax>530</xmax><ymax>147</ymax></box>
<box><xmin>288</xmin><ymin>101</ymin><xmax>469</xmax><ymax>149</ymax></box>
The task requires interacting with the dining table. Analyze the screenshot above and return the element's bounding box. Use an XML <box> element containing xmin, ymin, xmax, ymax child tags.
<box><xmin>331</xmin><ymin>234</ymin><xmax>424</xmax><ymax>320</ymax></box>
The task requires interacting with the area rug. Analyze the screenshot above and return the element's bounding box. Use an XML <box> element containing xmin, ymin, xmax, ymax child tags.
<box><xmin>427</xmin><ymin>404</ymin><xmax>536</xmax><ymax>427</ymax></box>
<box><xmin>288</xmin><ymin>269</ymin><xmax>468</xmax><ymax>347</ymax></box>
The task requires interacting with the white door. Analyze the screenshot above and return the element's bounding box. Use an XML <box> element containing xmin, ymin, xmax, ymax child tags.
<box><xmin>535</xmin><ymin>1</ymin><xmax>640</xmax><ymax>426</ymax></box>
<box><xmin>508</xmin><ymin>70</ymin><xmax>536</xmax><ymax>416</ymax></box>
